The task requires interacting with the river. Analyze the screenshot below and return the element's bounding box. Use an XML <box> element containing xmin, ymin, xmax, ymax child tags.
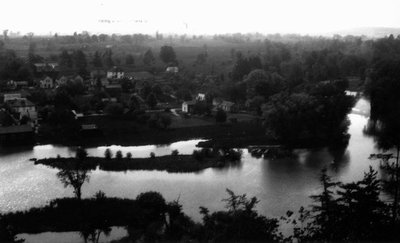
<box><xmin>0</xmin><ymin>98</ymin><xmax>381</xmax><ymax>242</ymax></box>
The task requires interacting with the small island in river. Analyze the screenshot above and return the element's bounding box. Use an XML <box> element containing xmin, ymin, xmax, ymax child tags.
<box><xmin>35</xmin><ymin>148</ymin><xmax>242</xmax><ymax>173</ymax></box>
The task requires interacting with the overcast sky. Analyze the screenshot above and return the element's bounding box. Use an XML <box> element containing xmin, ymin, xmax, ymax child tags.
<box><xmin>1</xmin><ymin>0</ymin><xmax>400</xmax><ymax>35</ymax></box>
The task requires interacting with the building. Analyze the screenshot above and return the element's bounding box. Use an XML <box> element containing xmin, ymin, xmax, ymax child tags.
<box><xmin>80</xmin><ymin>124</ymin><xmax>102</xmax><ymax>137</ymax></box>
<box><xmin>4</xmin><ymin>81</ymin><xmax>29</xmax><ymax>91</ymax></box>
<box><xmin>15</xmin><ymin>81</ymin><xmax>29</xmax><ymax>89</ymax></box>
<box><xmin>40</xmin><ymin>76</ymin><xmax>54</xmax><ymax>89</ymax></box>
<box><xmin>3</xmin><ymin>93</ymin><xmax>22</xmax><ymax>102</ymax></box>
<box><xmin>125</xmin><ymin>71</ymin><xmax>154</xmax><ymax>82</ymax></box>
<box><xmin>196</xmin><ymin>93</ymin><xmax>206</xmax><ymax>101</ymax></box>
<box><xmin>213</xmin><ymin>98</ymin><xmax>236</xmax><ymax>113</ymax></box>
<box><xmin>34</xmin><ymin>63</ymin><xmax>59</xmax><ymax>78</ymax></box>
<box><xmin>105</xmin><ymin>84</ymin><xmax>122</xmax><ymax>97</ymax></box>
<box><xmin>0</xmin><ymin>124</ymin><xmax>34</xmax><ymax>145</ymax></box>
<box><xmin>56</xmin><ymin>76</ymin><xmax>68</xmax><ymax>87</ymax></box>
<box><xmin>34</xmin><ymin>63</ymin><xmax>59</xmax><ymax>72</ymax></box>
<box><xmin>182</xmin><ymin>100</ymin><xmax>196</xmax><ymax>113</ymax></box>
<box><xmin>166</xmin><ymin>66</ymin><xmax>179</xmax><ymax>73</ymax></box>
<box><xmin>107</xmin><ymin>66</ymin><xmax>124</xmax><ymax>79</ymax></box>
<box><xmin>6</xmin><ymin>98</ymin><xmax>37</xmax><ymax>120</ymax></box>
<box><xmin>220</xmin><ymin>100</ymin><xmax>236</xmax><ymax>112</ymax></box>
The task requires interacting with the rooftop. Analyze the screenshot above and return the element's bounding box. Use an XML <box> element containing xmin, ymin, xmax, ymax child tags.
<box><xmin>0</xmin><ymin>125</ymin><xmax>33</xmax><ymax>135</ymax></box>
<box><xmin>6</xmin><ymin>98</ymin><xmax>35</xmax><ymax>108</ymax></box>
<box><xmin>183</xmin><ymin>100</ymin><xmax>197</xmax><ymax>105</ymax></box>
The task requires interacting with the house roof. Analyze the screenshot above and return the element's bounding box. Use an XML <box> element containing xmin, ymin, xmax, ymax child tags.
<box><xmin>6</xmin><ymin>98</ymin><xmax>35</xmax><ymax>108</ymax></box>
<box><xmin>34</xmin><ymin>63</ymin><xmax>59</xmax><ymax>72</ymax></box>
<box><xmin>126</xmin><ymin>71</ymin><xmax>154</xmax><ymax>80</ymax></box>
<box><xmin>108</xmin><ymin>66</ymin><xmax>124</xmax><ymax>72</ymax></box>
<box><xmin>221</xmin><ymin>100</ymin><xmax>235</xmax><ymax>107</ymax></box>
<box><xmin>183</xmin><ymin>100</ymin><xmax>196</xmax><ymax>105</ymax></box>
<box><xmin>166</xmin><ymin>66</ymin><xmax>179</xmax><ymax>72</ymax></box>
<box><xmin>0</xmin><ymin>125</ymin><xmax>33</xmax><ymax>135</ymax></box>
<box><xmin>81</xmin><ymin>124</ymin><xmax>98</xmax><ymax>130</ymax></box>
<box><xmin>105</xmin><ymin>84</ymin><xmax>122</xmax><ymax>89</ymax></box>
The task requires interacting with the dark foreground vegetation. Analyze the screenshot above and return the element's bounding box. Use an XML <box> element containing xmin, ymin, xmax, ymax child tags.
<box><xmin>35</xmin><ymin>147</ymin><xmax>242</xmax><ymax>173</ymax></box>
<box><xmin>2</xmin><ymin>166</ymin><xmax>400</xmax><ymax>242</ymax></box>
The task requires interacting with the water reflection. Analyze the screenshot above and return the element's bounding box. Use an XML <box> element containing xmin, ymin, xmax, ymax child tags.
<box><xmin>16</xmin><ymin>226</ymin><xmax>127</xmax><ymax>243</ymax></box>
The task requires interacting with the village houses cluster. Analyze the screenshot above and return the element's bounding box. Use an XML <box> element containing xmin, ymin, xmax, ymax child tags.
<box><xmin>0</xmin><ymin>61</ymin><xmax>237</xmax><ymax>145</ymax></box>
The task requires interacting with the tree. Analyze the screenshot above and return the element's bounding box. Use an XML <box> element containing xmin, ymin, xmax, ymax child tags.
<box><xmin>146</xmin><ymin>93</ymin><xmax>157</xmax><ymax>109</ymax></box>
<box><xmin>232</xmin><ymin>53</ymin><xmax>250</xmax><ymax>81</ymax></box>
<box><xmin>57</xmin><ymin>149</ymin><xmax>90</xmax><ymax>200</ymax></box>
<box><xmin>120</xmin><ymin>78</ymin><xmax>133</xmax><ymax>93</ymax></box>
<box><xmin>104</xmin><ymin>103</ymin><xmax>124</xmax><ymax>116</ymax></box>
<box><xmin>159</xmin><ymin>114</ymin><xmax>172</xmax><ymax>129</ymax></box>
<box><xmin>292</xmin><ymin>167</ymin><xmax>391</xmax><ymax>242</ymax></box>
<box><xmin>196</xmin><ymin>53</ymin><xmax>207</xmax><ymax>65</ymax></box>
<box><xmin>59</xmin><ymin>50</ymin><xmax>73</xmax><ymax>68</ymax></box>
<box><xmin>215</xmin><ymin>108</ymin><xmax>227</xmax><ymax>123</ymax></box>
<box><xmin>73</xmin><ymin>50</ymin><xmax>88</xmax><ymax>76</ymax></box>
<box><xmin>116</xmin><ymin>150</ymin><xmax>123</xmax><ymax>160</ymax></box>
<box><xmin>2</xmin><ymin>29</ymin><xmax>8</xmax><ymax>40</ymax></box>
<box><xmin>128</xmin><ymin>94</ymin><xmax>141</xmax><ymax>111</ymax></box>
<box><xmin>244</xmin><ymin>69</ymin><xmax>284</xmax><ymax>99</ymax></box>
<box><xmin>92</xmin><ymin>51</ymin><xmax>103</xmax><ymax>67</ymax></box>
<box><xmin>125</xmin><ymin>54</ymin><xmax>135</xmax><ymax>65</ymax></box>
<box><xmin>143</xmin><ymin>49</ymin><xmax>155</xmax><ymax>66</ymax></box>
<box><xmin>365</xmin><ymin>58</ymin><xmax>400</xmax><ymax>221</ymax></box>
<box><xmin>27</xmin><ymin>41</ymin><xmax>43</xmax><ymax>65</ymax></box>
<box><xmin>104</xmin><ymin>148</ymin><xmax>113</xmax><ymax>160</ymax></box>
<box><xmin>199</xmin><ymin>189</ymin><xmax>280</xmax><ymax>242</ymax></box>
<box><xmin>159</xmin><ymin>45</ymin><xmax>176</xmax><ymax>64</ymax></box>
<box><xmin>103</xmin><ymin>48</ymin><xmax>113</xmax><ymax>68</ymax></box>
<box><xmin>176</xmin><ymin>88</ymin><xmax>192</xmax><ymax>101</ymax></box>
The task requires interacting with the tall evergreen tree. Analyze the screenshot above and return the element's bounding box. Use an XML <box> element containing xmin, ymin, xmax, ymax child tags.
<box><xmin>92</xmin><ymin>51</ymin><xmax>103</xmax><ymax>68</ymax></box>
<box><xmin>143</xmin><ymin>49</ymin><xmax>155</xmax><ymax>66</ymax></box>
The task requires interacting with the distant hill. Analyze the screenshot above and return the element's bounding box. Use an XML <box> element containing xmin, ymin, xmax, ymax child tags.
<box><xmin>327</xmin><ymin>27</ymin><xmax>400</xmax><ymax>38</ymax></box>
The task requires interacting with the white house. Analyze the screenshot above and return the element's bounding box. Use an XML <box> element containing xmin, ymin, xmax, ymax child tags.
<box><xmin>166</xmin><ymin>66</ymin><xmax>179</xmax><ymax>73</ymax></box>
<box><xmin>40</xmin><ymin>76</ymin><xmax>54</xmax><ymax>89</ymax></box>
<box><xmin>182</xmin><ymin>100</ymin><xmax>196</xmax><ymax>113</ymax></box>
<box><xmin>3</xmin><ymin>93</ymin><xmax>22</xmax><ymax>102</ymax></box>
<box><xmin>196</xmin><ymin>93</ymin><xmax>206</xmax><ymax>101</ymax></box>
<box><xmin>213</xmin><ymin>98</ymin><xmax>236</xmax><ymax>112</ymax></box>
<box><xmin>107</xmin><ymin>67</ymin><xmax>124</xmax><ymax>79</ymax></box>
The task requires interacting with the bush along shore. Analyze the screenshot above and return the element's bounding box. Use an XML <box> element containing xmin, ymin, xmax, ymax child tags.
<box><xmin>35</xmin><ymin>148</ymin><xmax>243</xmax><ymax>173</ymax></box>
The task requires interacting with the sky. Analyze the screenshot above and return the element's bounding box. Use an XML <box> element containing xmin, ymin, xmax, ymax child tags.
<box><xmin>1</xmin><ymin>0</ymin><xmax>400</xmax><ymax>35</ymax></box>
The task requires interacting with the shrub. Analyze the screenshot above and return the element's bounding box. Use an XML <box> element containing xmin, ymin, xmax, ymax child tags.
<box><xmin>75</xmin><ymin>147</ymin><xmax>88</xmax><ymax>160</ymax></box>
<box><xmin>104</xmin><ymin>103</ymin><xmax>124</xmax><ymax>116</ymax></box>
<box><xmin>150</xmin><ymin>152</ymin><xmax>156</xmax><ymax>158</ymax></box>
<box><xmin>126</xmin><ymin>152</ymin><xmax>132</xmax><ymax>159</ymax></box>
<box><xmin>94</xmin><ymin>190</ymin><xmax>106</xmax><ymax>200</ymax></box>
<box><xmin>171</xmin><ymin>149</ymin><xmax>179</xmax><ymax>156</ymax></box>
<box><xmin>192</xmin><ymin>150</ymin><xmax>204</xmax><ymax>161</ymax></box>
<box><xmin>104</xmin><ymin>148</ymin><xmax>113</xmax><ymax>160</ymax></box>
<box><xmin>116</xmin><ymin>150</ymin><xmax>123</xmax><ymax>160</ymax></box>
<box><xmin>215</xmin><ymin>108</ymin><xmax>227</xmax><ymax>123</ymax></box>
<box><xmin>160</xmin><ymin>114</ymin><xmax>172</xmax><ymax>129</ymax></box>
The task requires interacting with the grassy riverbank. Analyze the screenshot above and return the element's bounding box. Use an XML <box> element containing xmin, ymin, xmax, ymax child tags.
<box><xmin>35</xmin><ymin>150</ymin><xmax>242</xmax><ymax>173</ymax></box>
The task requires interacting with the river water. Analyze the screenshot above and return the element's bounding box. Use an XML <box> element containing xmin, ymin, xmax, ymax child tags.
<box><xmin>0</xmin><ymin>98</ymin><xmax>380</xmax><ymax>241</ymax></box>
